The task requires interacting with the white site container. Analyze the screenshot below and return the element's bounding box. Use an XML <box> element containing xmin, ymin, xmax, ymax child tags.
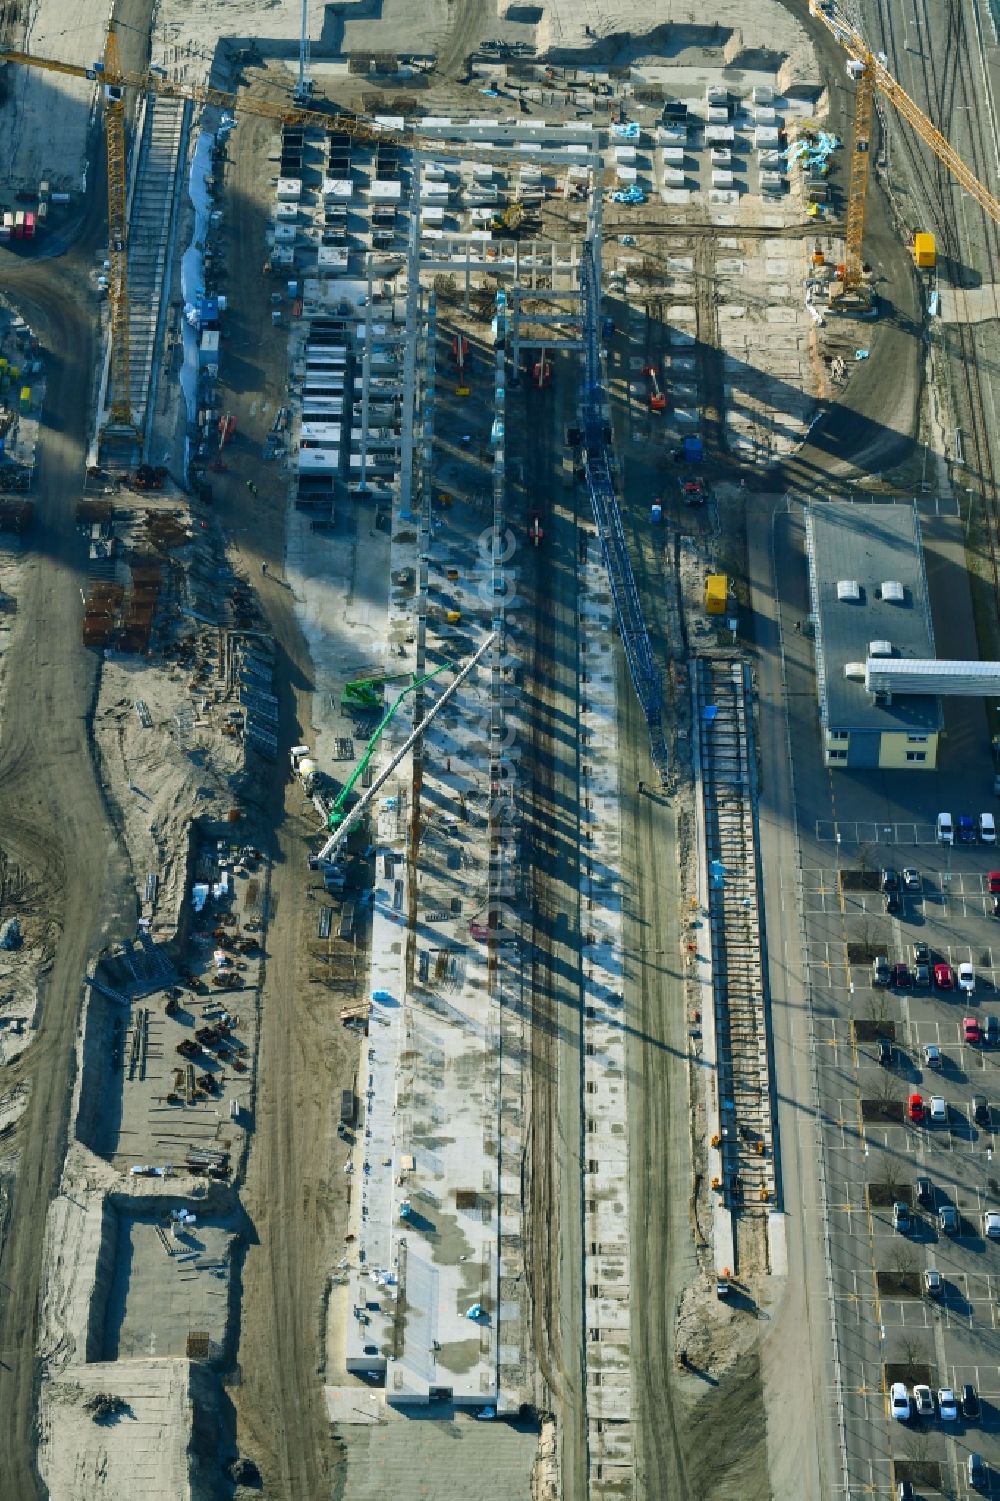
<box><xmin>663</xmin><ymin>167</ymin><xmax>685</xmax><ymax>186</ymax></box>
<box><xmin>711</xmin><ymin>147</ymin><xmax>732</xmax><ymax>166</ymax></box>
<box><xmin>317</xmin><ymin>246</ymin><xmax>349</xmax><ymax>269</ymax></box>
<box><xmin>298</xmin><ymin>447</ymin><xmax>340</xmax><ymax>473</ymax></box>
<box><xmin>616</xmin><ymin>165</ymin><xmax>638</xmax><ymax>182</ymax></box>
<box><xmin>323</xmin><ymin>178</ymin><xmax>353</xmax><ymax>199</ymax></box>
<box><xmin>274</xmin><ymin>223</ymin><xmax>296</xmax><ymax>243</ymax></box>
<box><xmin>706</xmin><ymin>83</ymin><xmax>728</xmax><ymax>105</ymax></box>
<box><xmin>754</xmin><ymin>106</ymin><xmax>777</xmax><ymax>125</ymax></box>
<box><xmin>275</xmin><ymin>201</ymin><xmax>298</xmax><ymax>220</ymax></box>
<box><xmin>705</xmin><ymin>125</ymin><xmax>735</xmax><ymax>143</ymax></box>
<box><xmin>276</xmin><ymin>177</ymin><xmax>302</xmax><ymax>200</ymax></box>
<box><xmin>661</xmin><ymin>146</ymin><xmax>684</xmax><ymax>165</ymax></box>
<box><xmin>370</xmin><ymin>180</ymin><xmax>402</xmax><ymax>200</ymax></box>
<box><xmin>752</xmin><ymin>84</ymin><xmax>775</xmax><ymax>104</ymax></box>
<box><xmin>472</xmin><ymin>163</ymin><xmax>494</xmax><ymax>181</ymax></box>
<box><xmin>660</xmin><ymin>125</ymin><xmax>687</xmax><ymax>146</ymax></box>
<box><xmin>759</xmin><ymin>171</ymin><xmax>784</xmax><ymax>191</ymax></box>
<box><xmin>420</xmin><ymin>206</ymin><xmax>445</xmax><ymax>223</ymax></box>
<box><xmin>707</xmin><ymin>105</ymin><xmax>729</xmax><ymax>124</ymax></box>
<box><xmin>613</xmin><ymin>145</ymin><xmax>637</xmax><ymax>163</ymax></box>
<box><xmin>711</xmin><ymin>169</ymin><xmax>735</xmax><ymax>188</ymax></box>
<box><xmin>755</xmin><ymin>126</ymin><xmax>780</xmax><ymax>146</ymax></box>
<box><xmin>300</xmin><ymin>422</ymin><xmax>342</xmax><ymax>443</ymax></box>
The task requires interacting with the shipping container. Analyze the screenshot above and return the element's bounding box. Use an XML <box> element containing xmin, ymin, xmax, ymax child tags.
<box><xmin>705</xmin><ymin>575</ymin><xmax>728</xmax><ymax>615</ymax></box>
<box><xmin>913</xmin><ymin>232</ymin><xmax>936</xmax><ymax>269</ymax></box>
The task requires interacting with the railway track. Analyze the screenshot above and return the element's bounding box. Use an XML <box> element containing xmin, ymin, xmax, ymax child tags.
<box><xmin>872</xmin><ymin>0</ymin><xmax>1000</xmax><ymax>595</ymax></box>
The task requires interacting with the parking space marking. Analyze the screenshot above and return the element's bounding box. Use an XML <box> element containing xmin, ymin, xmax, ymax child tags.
<box><xmin>815</xmin><ymin>820</ymin><xmax>935</xmax><ymax>845</ymax></box>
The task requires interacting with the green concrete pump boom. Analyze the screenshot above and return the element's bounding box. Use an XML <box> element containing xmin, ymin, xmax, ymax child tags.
<box><xmin>328</xmin><ymin>662</ymin><xmax>451</xmax><ymax>828</ymax></box>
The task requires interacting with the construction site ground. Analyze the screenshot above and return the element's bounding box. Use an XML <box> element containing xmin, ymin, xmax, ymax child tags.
<box><xmin>0</xmin><ymin>0</ymin><xmax>945</xmax><ymax>1498</ymax></box>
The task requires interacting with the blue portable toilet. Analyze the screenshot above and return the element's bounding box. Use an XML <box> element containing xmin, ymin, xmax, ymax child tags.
<box><xmin>683</xmin><ymin>435</ymin><xmax>704</xmax><ymax>463</ymax></box>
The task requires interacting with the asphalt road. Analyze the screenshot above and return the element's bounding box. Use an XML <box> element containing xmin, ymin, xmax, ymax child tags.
<box><xmin>0</xmin><ymin>168</ymin><xmax>133</xmax><ymax>1496</ymax></box>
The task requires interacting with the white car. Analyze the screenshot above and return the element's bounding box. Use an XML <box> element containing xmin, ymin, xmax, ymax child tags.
<box><xmin>984</xmin><ymin>1211</ymin><xmax>1000</xmax><ymax>1239</ymax></box>
<box><xmin>913</xmin><ymin>1383</ymin><xmax>934</xmax><ymax>1417</ymax></box>
<box><xmin>958</xmin><ymin>962</ymin><xmax>976</xmax><ymax>993</ymax></box>
<box><xmin>938</xmin><ymin>1387</ymin><xmax>958</xmax><ymax>1421</ymax></box>
<box><xmin>890</xmin><ymin>1381</ymin><xmax>911</xmax><ymax>1421</ymax></box>
<box><xmin>929</xmin><ymin>1096</ymin><xmax>947</xmax><ymax>1123</ymax></box>
<box><xmin>924</xmin><ymin>1044</ymin><xmax>942</xmax><ymax>1068</ymax></box>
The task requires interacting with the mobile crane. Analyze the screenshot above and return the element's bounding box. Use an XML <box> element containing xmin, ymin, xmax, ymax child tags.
<box><xmin>807</xmin><ymin>1</ymin><xmax>1000</xmax><ymax>306</ymax></box>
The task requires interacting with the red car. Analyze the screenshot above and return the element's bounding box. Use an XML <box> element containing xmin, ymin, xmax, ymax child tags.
<box><xmin>934</xmin><ymin>962</ymin><xmax>954</xmax><ymax>990</ymax></box>
<box><xmin>964</xmin><ymin>1016</ymin><xmax>982</xmax><ymax>1044</ymax></box>
<box><xmin>908</xmin><ymin>1093</ymin><xmax>925</xmax><ymax>1122</ymax></box>
<box><xmin>988</xmin><ymin>872</ymin><xmax>1000</xmax><ymax>894</ymax></box>
<box><xmin>892</xmin><ymin>963</ymin><xmax>911</xmax><ymax>988</ymax></box>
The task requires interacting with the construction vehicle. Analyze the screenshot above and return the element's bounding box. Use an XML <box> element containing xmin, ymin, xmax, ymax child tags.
<box><xmin>290</xmin><ymin>744</ymin><xmax>320</xmax><ymax>794</ymax></box>
<box><xmin>451</xmin><ymin>335</ymin><xmax>470</xmax><ymax>397</ymax></box>
<box><xmin>326</xmin><ymin>662</ymin><xmax>453</xmax><ymax>831</ymax></box>
<box><xmin>642</xmin><ymin>364</ymin><xmax>667</xmax><ymax>412</ymax></box>
<box><xmin>489</xmin><ymin>201</ymin><xmax>524</xmax><ymax>234</ymax></box>
<box><xmin>532</xmin><ymin>349</ymin><xmax>552</xmax><ymax>389</ymax></box>
<box><xmin>680</xmin><ymin>477</ymin><xmax>707</xmax><ymax>506</ymax></box>
<box><xmin>130</xmin><ymin>463</ymin><xmax>166</xmax><ymax>490</ymax></box>
<box><xmin>314</xmin><ymin>632</ymin><xmax>499</xmax><ymax>864</ymax></box>
<box><xmin>807</xmin><ymin>1</ymin><xmax>1000</xmax><ymax>310</ymax></box>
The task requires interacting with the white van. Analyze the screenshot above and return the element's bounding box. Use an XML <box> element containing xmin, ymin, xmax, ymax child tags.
<box><xmin>980</xmin><ymin>812</ymin><xmax>996</xmax><ymax>844</ymax></box>
<box><xmin>936</xmin><ymin>812</ymin><xmax>954</xmax><ymax>845</ymax></box>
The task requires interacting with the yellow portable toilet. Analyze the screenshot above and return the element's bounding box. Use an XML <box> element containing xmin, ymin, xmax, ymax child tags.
<box><xmin>913</xmin><ymin>232</ymin><xmax>936</xmax><ymax>269</ymax></box>
<box><xmin>705</xmin><ymin>575</ymin><xmax>728</xmax><ymax>616</ymax></box>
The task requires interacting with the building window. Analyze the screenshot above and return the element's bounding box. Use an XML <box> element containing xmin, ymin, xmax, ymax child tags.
<box><xmin>829</xmin><ymin>730</ymin><xmax>849</xmax><ymax>742</ymax></box>
<box><xmin>906</xmin><ymin>734</ymin><xmax>928</xmax><ymax>744</ymax></box>
<box><xmin>905</xmin><ymin>751</ymin><xmax>927</xmax><ymax>763</ymax></box>
<box><xmin>828</xmin><ymin>749</ymin><xmax>848</xmax><ymax>762</ymax></box>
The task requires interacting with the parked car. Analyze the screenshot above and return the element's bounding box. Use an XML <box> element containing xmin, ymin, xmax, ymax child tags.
<box><xmin>881</xmin><ymin>867</ymin><xmax>899</xmax><ymax>891</ymax></box>
<box><xmin>908</xmin><ymin>1093</ymin><xmax>925</xmax><ymax>1122</ymax></box>
<box><xmin>897</xmin><ymin>1483</ymin><xmax>914</xmax><ymax>1501</ymax></box>
<box><xmin>938</xmin><ymin>1387</ymin><xmax>959</xmax><ymax>1421</ymax></box>
<box><xmin>929</xmin><ymin>1096</ymin><xmax>947</xmax><ymax>1123</ymax></box>
<box><xmin>902</xmin><ymin>867</ymin><xmax>921</xmax><ymax>891</ymax></box>
<box><xmin>980</xmin><ymin>812</ymin><xmax>996</xmax><ymax>844</ymax></box>
<box><xmin>892</xmin><ymin>962</ymin><xmax>911</xmax><ymax>988</ymax></box>
<box><xmin>959</xmin><ymin>962</ymin><xmax>976</xmax><ymax>993</ymax></box>
<box><xmin>923</xmin><ymin>1043</ymin><xmax>942</xmax><ymax>1068</ymax></box>
<box><xmin>914</xmin><ymin>960</ymin><xmax>931</xmax><ymax>986</ymax></box>
<box><xmin>937</xmin><ymin>812</ymin><xmax>954</xmax><ymax>845</ymax></box>
<box><xmin>958</xmin><ymin>814</ymin><xmax>977</xmax><ymax>843</ymax></box>
<box><xmin>935</xmin><ymin>962</ymin><xmax>954</xmax><ymax>990</ymax></box>
<box><xmin>885</xmin><ymin>890</ymin><xmax>902</xmax><ymax>915</ymax></box>
<box><xmin>988</xmin><ymin>871</ymin><xmax>1000</xmax><ymax>894</ymax></box>
<box><xmin>986</xmin><ymin>1014</ymin><xmax>999</xmax><ymax>1045</ymax></box>
<box><xmin>939</xmin><ymin>1204</ymin><xmax>960</xmax><ymax>1234</ymax></box>
<box><xmin>913</xmin><ymin>1383</ymin><xmax>934</xmax><ymax>1417</ymax></box>
<box><xmin>890</xmin><ymin>1381</ymin><xmax>911</xmax><ymax>1420</ymax></box>
<box><xmin>877</xmin><ymin>1038</ymin><xmax>893</xmax><ymax>1067</ymax></box>
<box><xmin>923</xmin><ymin>1267</ymin><xmax>943</xmax><ymax>1296</ymax></box>
<box><xmin>893</xmin><ymin>1200</ymin><xmax>912</xmax><ymax>1232</ymax></box>
<box><xmin>965</xmin><ymin>1016</ymin><xmax>982</xmax><ymax>1044</ymax></box>
<box><xmin>913</xmin><ymin>940</ymin><xmax>931</xmax><ymax>965</ymax></box>
<box><xmin>983</xmin><ymin>1210</ymin><xmax>1000</xmax><ymax>1239</ymax></box>
<box><xmin>872</xmin><ymin>955</ymin><xmax>891</xmax><ymax>987</ymax></box>
<box><xmin>993</xmin><ymin>893</ymin><xmax>1000</xmax><ymax>918</ymax></box>
<box><xmin>916</xmin><ymin>1176</ymin><xmax>933</xmax><ymax>1207</ymax></box>
<box><xmin>969</xmin><ymin>1452</ymin><xmax>987</xmax><ymax>1487</ymax></box>
<box><xmin>961</xmin><ymin>1382</ymin><xmax>980</xmax><ymax>1420</ymax></box>
<box><xmin>972</xmin><ymin>1094</ymin><xmax>990</xmax><ymax>1126</ymax></box>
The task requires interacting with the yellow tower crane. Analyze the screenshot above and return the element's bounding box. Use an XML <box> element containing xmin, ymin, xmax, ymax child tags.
<box><xmin>2</xmin><ymin>23</ymin><xmax>572</xmax><ymax>450</ymax></box>
<box><xmin>808</xmin><ymin>1</ymin><xmax>1000</xmax><ymax>305</ymax></box>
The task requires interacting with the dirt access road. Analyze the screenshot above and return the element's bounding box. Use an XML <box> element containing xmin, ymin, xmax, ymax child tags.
<box><xmin>0</xmin><ymin>189</ymin><xmax>133</xmax><ymax>1495</ymax></box>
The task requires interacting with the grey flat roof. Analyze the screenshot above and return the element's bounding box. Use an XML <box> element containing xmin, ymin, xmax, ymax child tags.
<box><xmin>805</xmin><ymin>502</ymin><xmax>943</xmax><ymax>734</ymax></box>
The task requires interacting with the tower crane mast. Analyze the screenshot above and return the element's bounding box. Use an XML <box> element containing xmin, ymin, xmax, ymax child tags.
<box><xmin>808</xmin><ymin>1</ymin><xmax>1000</xmax><ymax>294</ymax></box>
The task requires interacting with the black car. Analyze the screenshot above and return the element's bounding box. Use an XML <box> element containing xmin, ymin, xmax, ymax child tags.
<box><xmin>885</xmin><ymin>890</ymin><xmax>902</xmax><ymax>915</ymax></box>
<box><xmin>881</xmin><ymin>867</ymin><xmax>900</xmax><ymax>891</ymax></box>
<box><xmin>962</xmin><ymin>1382</ymin><xmax>981</xmax><ymax>1420</ymax></box>
<box><xmin>877</xmin><ymin>1038</ymin><xmax>893</xmax><ymax>1067</ymax></box>
<box><xmin>973</xmin><ymin>1094</ymin><xmax>991</xmax><ymax>1127</ymax></box>
<box><xmin>897</xmin><ymin>1481</ymin><xmax>914</xmax><ymax>1501</ymax></box>
<box><xmin>916</xmin><ymin>1176</ymin><xmax>933</xmax><ymax>1207</ymax></box>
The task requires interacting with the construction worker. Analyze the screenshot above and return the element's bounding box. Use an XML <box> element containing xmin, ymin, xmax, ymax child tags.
<box><xmin>638</xmin><ymin>780</ymin><xmax>645</xmax><ymax>795</ymax></box>
<box><xmin>260</xmin><ymin>561</ymin><xmax>268</xmax><ymax>577</ymax></box>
